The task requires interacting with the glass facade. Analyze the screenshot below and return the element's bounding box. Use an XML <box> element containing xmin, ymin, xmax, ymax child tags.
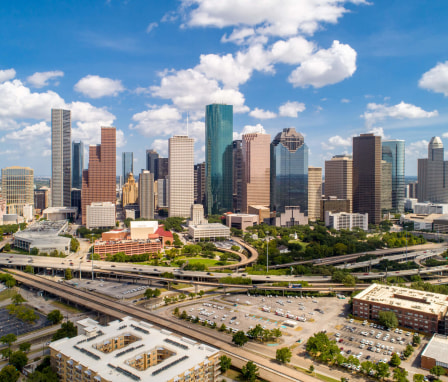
<box><xmin>146</xmin><ymin>149</ymin><xmax>159</xmax><ymax>176</ymax></box>
<box><xmin>382</xmin><ymin>140</ymin><xmax>405</xmax><ymax>212</ymax></box>
<box><xmin>72</xmin><ymin>141</ymin><xmax>84</xmax><ymax>189</ymax></box>
<box><xmin>205</xmin><ymin>104</ymin><xmax>233</xmax><ymax>215</ymax></box>
<box><xmin>1</xmin><ymin>166</ymin><xmax>34</xmax><ymax>215</ymax></box>
<box><xmin>122</xmin><ymin>152</ymin><xmax>134</xmax><ymax>185</ymax></box>
<box><xmin>270</xmin><ymin>128</ymin><xmax>308</xmax><ymax>214</ymax></box>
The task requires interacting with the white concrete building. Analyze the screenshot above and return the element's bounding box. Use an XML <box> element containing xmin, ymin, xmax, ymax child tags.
<box><xmin>14</xmin><ymin>220</ymin><xmax>70</xmax><ymax>253</ymax></box>
<box><xmin>188</xmin><ymin>223</ymin><xmax>230</xmax><ymax>242</ymax></box>
<box><xmin>43</xmin><ymin>206</ymin><xmax>78</xmax><ymax>221</ymax></box>
<box><xmin>130</xmin><ymin>220</ymin><xmax>158</xmax><ymax>240</ymax></box>
<box><xmin>86</xmin><ymin>202</ymin><xmax>115</xmax><ymax>229</ymax></box>
<box><xmin>325</xmin><ymin>211</ymin><xmax>368</xmax><ymax>231</ymax></box>
<box><xmin>190</xmin><ymin>204</ymin><xmax>207</xmax><ymax>225</ymax></box>
<box><xmin>414</xmin><ymin>202</ymin><xmax>448</xmax><ymax>215</ymax></box>
<box><xmin>23</xmin><ymin>203</ymin><xmax>34</xmax><ymax>222</ymax></box>
<box><xmin>404</xmin><ymin>198</ymin><xmax>418</xmax><ymax>211</ymax></box>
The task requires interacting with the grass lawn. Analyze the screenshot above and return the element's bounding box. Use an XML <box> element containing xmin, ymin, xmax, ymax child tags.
<box><xmin>0</xmin><ymin>288</ymin><xmax>15</xmax><ymax>301</ymax></box>
<box><xmin>175</xmin><ymin>257</ymin><xmax>234</xmax><ymax>267</ymax></box>
<box><xmin>293</xmin><ymin>366</ymin><xmax>339</xmax><ymax>382</ymax></box>
<box><xmin>287</xmin><ymin>239</ymin><xmax>308</xmax><ymax>248</ymax></box>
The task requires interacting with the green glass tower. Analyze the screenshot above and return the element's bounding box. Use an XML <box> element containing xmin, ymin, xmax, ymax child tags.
<box><xmin>205</xmin><ymin>104</ymin><xmax>233</xmax><ymax>215</ymax></box>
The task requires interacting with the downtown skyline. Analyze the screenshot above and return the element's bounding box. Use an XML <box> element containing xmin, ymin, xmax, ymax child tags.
<box><xmin>1</xmin><ymin>1</ymin><xmax>448</xmax><ymax>176</ymax></box>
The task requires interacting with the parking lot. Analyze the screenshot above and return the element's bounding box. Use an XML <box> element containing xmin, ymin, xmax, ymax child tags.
<box><xmin>0</xmin><ymin>308</ymin><xmax>50</xmax><ymax>336</ymax></box>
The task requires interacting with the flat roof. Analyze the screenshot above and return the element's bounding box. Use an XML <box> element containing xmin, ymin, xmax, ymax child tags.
<box><xmin>130</xmin><ymin>221</ymin><xmax>158</xmax><ymax>229</ymax></box>
<box><xmin>189</xmin><ymin>223</ymin><xmax>230</xmax><ymax>230</ymax></box>
<box><xmin>354</xmin><ymin>283</ymin><xmax>448</xmax><ymax>316</ymax></box>
<box><xmin>421</xmin><ymin>334</ymin><xmax>448</xmax><ymax>364</ymax></box>
<box><xmin>51</xmin><ymin>317</ymin><xmax>218</xmax><ymax>382</ymax></box>
<box><xmin>43</xmin><ymin>207</ymin><xmax>77</xmax><ymax>213</ymax></box>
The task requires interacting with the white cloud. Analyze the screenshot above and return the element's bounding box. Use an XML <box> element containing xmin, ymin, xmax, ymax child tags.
<box><xmin>233</xmin><ymin>123</ymin><xmax>266</xmax><ymax>140</ymax></box>
<box><xmin>288</xmin><ymin>40</ymin><xmax>357</xmax><ymax>88</ymax></box>
<box><xmin>131</xmin><ymin>104</ymin><xmax>182</xmax><ymax>138</ymax></box>
<box><xmin>0</xmin><ymin>69</ymin><xmax>16</xmax><ymax>83</ymax></box>
<box><xmin>328</xmin><ymin>135</ymin><xmax>351</xmax><ymax>146</ymax></box>
<box><xmin>0</xmin><ymin>121</ymin><xmax>51</xmax><ymax>154</ymax></box>
<box><xmin>419</xmin><ymin>61</ymin><xmax>448</xmax><ymax>96</ymax></box>
<box><xmin>362</xmin><ymin>101</ymin><xmax>438</xmax><ymax>127</ymax></box>
<box><xmin>368</xmin><ymin>126</ymin><xmax>386</xmax><ymax>138</ymax></box>
<box><xmin>74</xmin><ymin>75</ymin><xmax>125</xmax><ymax>98</ymax></box>
<box><xmin>183</xmin><ymin>0</ymin><xmax>367</xmax><ymax>37</ymax></box>
<box><xmin>221</xmin><ymin>28</ymin><xmax>256</xmax><ymax>45</ymax></box>
<box><xmin>278</xmin><ymin>101</ymin><xmax>306</xmax><ymax>117</ymax></box>
<box><xmin>27</xmin><ymin>71</ymin><xmax>64</xmax><ymax>88</ymax></box>
<box><xmin>406</xmin><ymin>139</ymin><xmax>430</xmax><ymax>162</ymax></box>
<box><xmin>151</xmin><ymin>139</ymin><xmax>169</xmax><ymax>157</ymax></box>
<box><xmin>249</xmin><ymin>107</ymin><xmax>276</xmax><ymax>119</ymax></box>
<box><xmin>270</xmin><ymin>37</ymin><xmax>314</xmax><ymax>64</ymax></box>
<box><xmin>146</xmin><ymin>22</ymin><xmax>158</xmax><ymax>33</ymax></box>
<box><xmin>341</xmin><ymin>98</ymin><xmax>350</xmax><ymax>103</ymax></box>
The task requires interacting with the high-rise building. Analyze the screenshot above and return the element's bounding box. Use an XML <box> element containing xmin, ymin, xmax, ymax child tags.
<box><xmin>71</xmin><ymin>141</ymin><xmax>84</xmax><ymax>190</ymax></box>
<box><xmin>122</xmin><ymin>172</ymin><xmax>138</xmax><ymax>207</ymax></box>
<box><xmin>169</xmin><ymin>135</ymin><xmax>194</xmax><ymax>217</ymax></box>
<box><xmin>418</xmin><ymin>137</ymin><xmax>448</xmax><ymax>203</ymax></box>
<box><xmin>232</xmin><ymin>140</ymin><xmax>243</xmax><ymax>212</ymax></box>
<box><xmin>308</xmin><ymin>167</ymin><xmax>322</xmax><ymax>221</ymax></box>
<box><xmin>157</xmin><ymin>178</ymin><xmax>168</xmax><ymax>208</ymax></box>
<box><xmin>382</xmin><ymin>140</ymin><xmax>405</xmax><ymax>212</ymax></box>
<box><xmin>82</xmin><ymin>127</ymin><xmax>116</xmax><ymax>225</ymax></box>
<box><xmin>408</xmin><ymin>181</ymin><xmax>418</xmax><ymax>199</ymax></box>
<box><xmin>139</xmin><ymin>170</ymin><xmax>154</xmax><ymax>219</ymax></box>
<box><xmin>156</xmin><ymin>157</ymin><xmax>169</xmax><ymax>180</ymax></box>
<box><xmin>1</xmin><ymin>166</ymin><xmax>34</xmax><ymax>216</ymax></box>
<box><xmin>34</xmin><ymin>189</ymin><xmax>49</xmax><ymax>211</ymax></box>
<box><xmin>51</xmin><ymin>109</ymin><xmax>71</xmax><ymax>207</ymax></box>
<box><xmin>241</xmin><ymin>133</ymin><xmax>271</xmax><ymax>213</ymax></box>
<box><xmin>146</xmin><ymin>149</ymin><xmax>159</xmax><ymax>174</ymax></box>
<box><xmin>205</xmin><ymin>104</ymin><xmax>233</xmax><ymax>215</ymax></box>
<box><xmin>381</xmin><ymin>160</ymin><xmax>392</xmax><ymax>213</ymax></box>
<box><xmin>122</xmin><ymin>152</ymin><xmax>134</xmax><ymax>185</ymax></box>
<box><xmin>353</xmin><ymin>133</ymin><xmax>382</xmax><ymax>224</ymax></box>
<box><xmin>270</xmin><ymin>128</ymin><xmax>309</xmax><ymax>214</ymax></box>
<box><xmin>194</xmin><ymin>162</ymin><xmax>206</xmax><ymax>206</ymax></box>
<box><xmin>325</xmin><ymin>155</ymin><xmax>353</xmax><ymax>212</ymax></box>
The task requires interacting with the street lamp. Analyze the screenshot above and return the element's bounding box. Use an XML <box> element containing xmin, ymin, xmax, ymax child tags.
<box><xmin>265</xmin><ymin>231</ymin><xmax>270</xmax><ymax>273</ymax></box>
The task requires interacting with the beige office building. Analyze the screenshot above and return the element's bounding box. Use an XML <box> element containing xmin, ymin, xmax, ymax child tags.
<box><xmin>308</xmin><ymin>166</ymin><xmax>322</xmax><ymax>221</ymax></box>
<box><xmin>139</xmin><ymin>170</ymin><xmax>154</xmax><ymax>219</ymax></box>
<box><xmin>169</xmin><ymin>136</ymin><xmax>194</xmax><ymax>218</ymax></box>
<box><xmin>241</xmin><ymin>133</ymin><xmax>270</xmax><ymax>213</ymax></box>
<box><xmin>122</xmin><ymin>172</ymin><xmax>138</xmax><ymax>207</ymax></box>
<box><xmin>325</xmin><ymin>155</ymin><xmax>353</xmax><ymax>212</ymax></box>
<box><xmin>1</xmin><ymin>166</ymin><xmax>34</xmax><ymax>216</ymax></box>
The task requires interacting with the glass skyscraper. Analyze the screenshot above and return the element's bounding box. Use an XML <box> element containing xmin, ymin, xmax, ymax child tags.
<box><xmin>122</xmin><ymin>152</ymin><xmax>134</xmax><ymax>185</ymax></box>
<box><xmin>205</xmin><ymin>104</ymin><xmax>233</xmax><ymax>215</ymax></box>
<box><xmin>72</xmin><ymin>141</ymin><xmax>84</xmax><ymax>189</ymax></box>
<box><xmin>270</xmin><ymin>128</ymin><xmax>309</xmax><ymax>214</ymax></box>
<box><xmin>382</xmin><ymin>140</ymin><xmax>405</xmax><ymax>212</ymax></box>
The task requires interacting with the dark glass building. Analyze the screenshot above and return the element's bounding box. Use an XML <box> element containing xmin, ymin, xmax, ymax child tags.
<box><xmin>146</xmin><ymin>149</ymin><xmax>159</xmax><ymax>175</ymax></box>
<box><xmin>270</xmin><ymin>128</ymin><xmax>308</xmax><ymax>214</ymax></box>
<box><xmin>72</xmin><ymin>141</ymin><xmax>84</xmax><ymax>189</ymax></box>
<box><xmin>382</xmin><ymin>140</ymin><xmax>405</xmax><ymax>212</ymax></box>
<box><xmin>122</xmin><ymin>152</ymin><xmax>134</xmax><ymax>185</ymax></box>
<box><xmin>232</xmin><ymin>140</ymin><xmax>243</xmax><ymax>212</ymax></box>
<box><xmin>156</xmin><ymin>157</ymin><xmax>169</xmax><ymax>180</ymax></box>
<box><xmin>205</xmin><ymin>104</ymin><xmax>233</xmax><ymax>215</ymax></box>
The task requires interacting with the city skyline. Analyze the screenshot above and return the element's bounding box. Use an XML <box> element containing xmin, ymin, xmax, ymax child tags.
<box><xmin>0</xmin><ymin>1</ymin><xmax>447</xmax><ymax>176</ymax></box>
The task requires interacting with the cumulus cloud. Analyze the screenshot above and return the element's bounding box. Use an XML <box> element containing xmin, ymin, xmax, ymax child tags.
<box><xmin>151</xmin><ymin>139</ymin><xmax>169</xmax><ymax>157</ymax></box>
<box><xmin>146</xmin><ymin>22</ymin><xmax>158</xmax><ymax>33</ymax></box>
<box><xmin>341</xmin><ymin>98</ymin><xmax>350</xmax><ymax>103</ymax></box>
<box><xmin>270</xmin><ymin>37</ymin><xmax>315</xmax><ymax>64</ymax></box>
<box><xmin>0</xmin><ymin>69</ymin><xmax>16</xmax><ymax>83</ymax></box>
<box><xmin>130</xmin><ymin>104</ymin><xmax>182</xmax><ymax>137</ymax></box>
<box><xmin>278</xmin><ymin>101</ymin><xmax>306</xmax><ymax>117</ymax></box>
<box><xmin>233</xmin><ymin>123</ymin><xmax>266</xmax><ymax>140</ymax></box>
<box><xmin>328</xmin><ymin>135</ymin><xmax>352</xmax><ymax>146</ymax></box>
<box><xmin>221</xmin><ymin>28</ymin><xmax>256</xmax><ymax>45</ymax></box>
<box><xmin>288</xmin><ymin>40</ymin><xmax>357</xmax><ymax>88</ymax></box>
<box><xmin>362</xmin><ymin>101</ymin><xmax>438</xmax><ymax>127</ymax></box>
<box><xmin>27</xmin><ymin>71</ymin><xmax>64</xmax><ymax>88</ymax></box>
<box><xmin>419</xmin><ymin>61</ymin><xmax>448</xmax><ymax>96</ymax></box>
<box><xmin>249</xmin><ymin>107</ymin><xmax>276</xmax><ymax>119</ymax></box>
<box><xmin>74</xmin><ymin>75</ymin><xmax>125</xmax><ymax>98</ymax></box>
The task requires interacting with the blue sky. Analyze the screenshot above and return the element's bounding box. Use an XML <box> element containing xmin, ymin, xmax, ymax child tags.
<box><xmin>1</xmin><ymin>0</ymin><xmax>448</xmax><ymax>176</ymax></box>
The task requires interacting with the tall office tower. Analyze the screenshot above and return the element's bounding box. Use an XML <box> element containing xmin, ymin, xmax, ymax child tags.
<box><xmin>157</xmin><ymin>178</ymin><xmax>169</xmax><ymax>208</ymax></box>
<box><xmin>408</xmin><ymin>181</ymin><xmax>418</xmax><ymax>199</ymax></box>
<box><xmin>81</xmin><ymin>127</ymin><xmax>116</xmax><ymax>225</ymax></box>
<box><xmin>381</xmin><ymin>160</ymin><xmax>392</xmax><ymax>213</ymax></box>
<box><xmin>353</xmin><ymin>133</ymin><xmax>382</xmax><ymax>225</ymax></box>
<box><xmin>270</xmin><ymin>128</ymin><xmax>309</xmax><ymax>214</ymax></box>
<box><xmin>232</xmin><ymin>140</ymin><xmax>243</xmax><ymax>212</ymax></box>
<box><xmin>122</xmin><ymin>172</ymin><xmax>138</xmax><ymax>207</ymax></box>
<box><xmin>325</xmin><ymin>155</ymin><xmax>353</xmax><ymax>212</ymax></box>
<box><xmin>146</xmin><ymin>149</ymin><xmax>159</xmax><ymax>174</ymax></box>
<box><xmin>308</xmin><ymin>167</ymin><xmax>323</xmax><ymax>221</ymax></box>
<box><xmin>71</xmin><ymin>141</ymin><xmax>84</xmax><ymax>190</ymax></box>
<box><xmin>51</xmin><ymin>109</ymin><xmax>71</xmax><ymax>207</ymax></box>
<box><xmin>139</xmin><ymin>170</ymin><xmax>154</xmax><ymax>219</ymax></box>
<box><xmin>122</xmin><ymin>152</ymin><xmax>133</xmax><ymax>185</ymax></box>
<box><xmin>418</xmin><ymin>137</ymin><xmax>448</xmax><ymax>203</ymax></box>
<box><xmin>241</xmin><ymin>133</ymin><xmax>271</xmax><ymax>213</ymax></box>
<box><xmin>382</xmin><ymin>140</ymin><xmax>405</xmax><ymax>212</ymax></box>
<box><xmin>194</xmin><ymin>162</ymin><xmax>206</xmax><ymax>206</ymax></box>
<box><xmin>1</xmin><ymin>167</ymin><xmax>34</xmax><ymax>215</ymax></box>
<box><xmin>156</xmin><ymin>157</ymin><xmax>169</xmax><ymax>180</ymax></box>
<box><xmin>205</xmin><ymin>104</ymin><xmax>233</xmax><ymax>215</ymax></box>
<box><xmin>168</xmin><ymin>135</ymin><xmax>194</xmax><ymax>217</ymax></box>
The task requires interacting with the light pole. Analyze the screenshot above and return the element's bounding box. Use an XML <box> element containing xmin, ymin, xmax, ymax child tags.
<box><xmin>265</xmin><ymin>231</ymin><xmax>270</xmax><ymax>273</ymax></box>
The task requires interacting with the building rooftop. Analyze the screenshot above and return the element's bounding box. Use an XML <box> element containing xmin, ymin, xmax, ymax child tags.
<box><xmin>51</xmin><ymin>317</ymin><xmax>219</xmax><ymax>382</ymax></box>
<box><xmin>43</xmin><ymin>207</ymin><xmax>78</xmax><ymax>214</ymax></box>
<box><xmin>354</xmin><ymin>284</ymin><xmax>448</xmax><ymax>317</ymax></box>
<box><xmin>130</xmin><ymin>221</ymin><xmax>158</xmax><ymax>229</ymax></box>
<box><xmin>421</xmin><ymin>334</ymin><xmax>448</xmax><ymax>364</ymax></box>
<box><xmin>189</xmin><ymin>223</ymin><xmax>230</xmax><ymax>230</ymax></box>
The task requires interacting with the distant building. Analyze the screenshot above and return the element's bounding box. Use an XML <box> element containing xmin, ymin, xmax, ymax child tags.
<box><xmin>130</xmin><ymin>221</ymin><xmax>158</xmax><ymax>240</ymax></box>
<box><xmin>190</xmin><ymin>204</ymin><xmax>207</xmax><ymax>226</ymax></box>
<box><xmin>382</xmin><ymin>140</ymin><xmax>405</xmax><ymax>212</ymax></box>
<box><xmin>194</xmin><ymin>162</ymin><xmax>206</xmax><ymax>206</ymax></box>
<box><xmin>122</xmin><ymin>152</ymin><xmax>133</xmax><ymax>187</ymax></box>
<box><xmin>404</xmin><ymin>198</ymin><xmax>418</xmax><ymax>211</ymax></box>
<box><xmin>325</xmin><ymin>211</ymin><xmax>368</xmax><ymax>231</ymax></box>
<box><xmin>157</xmin><ymin>178</ymin><xmax>168</xmax><ymax>209</ymax></box>
<box><xmin>43</xmin><ymin>207</ymin><xmax>78</xmax><ymax>221</ymax></box>
<box><xmin>122</xmin><ymin>172</ymin><xmax>138</xmax><ymax>207</ymax></box>
<box><xmin>23</xmin><ymin>204</ymin><xmax>33</xmax><ymax>222</ymax></box>
<box><xmin>146</xmin><ymin>149</ymin><xmax>159</xmax><ymax>174</ymax></box>
<box><xmin>72</xmin><ymin>141</ymin><xmax>84</xmax><ymax>189</ymax></box>
<box><xmin>86</xmin><ymin>202</ymin><xmax>115</xmax><ymax>229</ymax></box>
<box><xmin>188</xmin><ymin>223</ymin><xmax>230</xmax><ymax>242</ymax></box>
<box><xmin>34</xmin><ymin>189</ymin><xmax>49</xmax><ymax>212</ymax></box>
<box><xmin>138</xmin><ymin>170</ymin><xmax>154</xmax><ymax>220</ymax></box>
<box><xmin>273</xmin><ymin>206</ymin><xmax>308</xmax><ymax>227</ymax></box>
<box><xmin>156</xmin><ymin>157</ymin><xmax>169</xmax><ymax>180</ymax></box>
<box><xmin>381</xmin><ymin>160</ymin><xmax>392</xmax><ymax>213</ymax></box>
<box><xmin>324</xmin><ymin>155</ymin><xmax>353</xmax><ymax>212</ymax></box>
<box><xmin>124</xmin><ymin>204</ymin><xmax>140</xmax><ymax>220</ymax></box>
<box><xmin>51</xmin><ymin>109</ymin><xmax>71</xmax><ymax>207</ymax></box>
<box><xmin>71</xmin><ymin>188</ymin><xmax>81</xmax><ymax>213</ymax></box>
<box><xmin>2</xmin><ymin>166</ymin><xmax>34</xmax><ymax>216</ymax></box>
<box><xmin>50</xmin><ymin>316</ymin><xmax>221</xmax><ymax>382</ymax></box>
<box><xmin>320</xmin><ymin>197</ymin><xmax>350</xmax><ymax>221</ymax></box>
<box><xmin>308</xmin><ymin>166</ymin><xmax>322</xmax><ymax>221</ymax></box>
<box><xmin>248</xmin><ymin>205</ymin><xmax>271</xmax><ymax>223</ymax></box>
<box><xmin>232</xmin><ymin>140</ymin><xmax>243</xmax><ymax>212</ymax></box>
<box><xmin>421</xmin><ymin>334</ymin><xmax>448</xmax><ymax>372</ymax></box>
<box><xmin>226</xmin><ymin>213</ymin><xmax>259</xmax><ymax>231</ymax></box>
<box><xmin>407</xmin><ymin>181</ymin><xmax>418</xmax><ymax>199</ymax></box>
<box><xmin>400</xmin><ymin>213</ymin><xmax>437</xmax><ymax>231</ymax></box>
<box><xmin>414</xmin><ymin>202</ymin><xmax>448</xmax><ymax>215</ymax></box>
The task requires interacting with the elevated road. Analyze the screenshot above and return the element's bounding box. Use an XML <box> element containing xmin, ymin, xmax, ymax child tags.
<box><xmin>209</xmin><ymin>237</ymin><xmax>259</xmax><ymax>270</ymax></box>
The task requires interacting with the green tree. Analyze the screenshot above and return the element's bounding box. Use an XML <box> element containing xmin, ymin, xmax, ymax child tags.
<box><xmin>276</xmin><ymin>347</ymin><xmax>292</xmax><ymax>363</ymax></box>
<box><xmin>19</xmin><ymin>342</ymin><xmax>31</xmax><ymax>352</ymax></box>
<box><xmin>393</xmin><ymin>367</ymin><xmax>408</xmax><ymax>382</ymax></box>
<box><xmin>413</xmin><ymin>374</ymin><xmax>425</xmax><ymax>382</ymax></box>
<box><xmin>218</xmin><ymin>324</ymin><xmax>227</xmax><ymax>332</ymax></box>
<box><xmin>430</xmin><ymin>365</ymin><xmax>446</xmax><ymax>378</ymax></box>
<box><xmin>1</xmin><ymin>333</ymin><xmax>17</xmax><ymax>350</ymax></box>
<box><xmin>65</xmin><ymin>268</ymin><xmax>73</xmax><ymax>280</ymax></box>
<box><xmin>241</xmin><ymin>361</ymin><xmax>259</xmax><ymax>382</ymax></box>
<box><xmin>5</xmin><ymin>278</ymin><xmax>16</xmax><ymax>288</ymax></box>
<box><xmin>361</xmin><ymin>360</ymin><xmax>374</xmax><ymax>375</ymax></box>
<box><xmin>173</xmin><ymin>307</ymin><xmax>180</xmax><ymax>316</ymax></box>
<box><xmin>180</xmin><ymin>310</ymin><xmax>188</xmax><ymax>320</ymax></box>
<box><xmin>0</xmin><ymin>365</ymin><xmax>19</xmax><ymax>382</ymax></box>
<box><xmin>4</xmin><ymin>243</ymin><xmax>11</xmax><ymax>252</ymax></box>
<box><xmin>9</xmin><ymin>350</ymin><xmax>28</xmax><ymax>371</ymax></box>
<box><xmin>219</xmin><ymin>355</ymin><xmax>232</xmax><ymax>373</ymax></box>
<box><xmin>375</xmin><ymin>362</ymin><xmax>390</xmax><ymax>380</ymax></box>
<box><xmin>342</xmin><ymin>274</ymin><xmax>356</xmax><ymax>287</ymax></box>
<box><xmin>24</xmin><ymin>265</ymin><xmax>34</xmax><ymax>274</ymax></box>
<box><xmin>271</xmin><ymin>328</ymin><xmax>282</xmax><ymax>340</ymax></box>
<box><xmin>390</xmin><ymin>353</ymin><xmax>401</xmax><ymax>367</ymax></box>
<box><xmin>11</xmin><ymin>293</ymin><xmax>26</xmax><ymax>305</ymax></box>
<box><xmin>198</xmin><ymin>290</ymin><xmax>205</xmax><ymax>297</ymax></box>
<box><xmin>232</xmin><ymin>331</ymin><xmax>249</xmax><ymax>347</ymax></box>
<box><xmin>47</xmin><ymin>309</ymin><xmax>64</xmax><ymax>324</ymax></box>
<box><xmin>52</xmin><ymin>321</ymin><xmax>77</xmax><ymax>341</ymax></box>
<box><xmin>412</xmin><ymin>334</ymin><xmax>421</xmax><ymax>346</ymax></box>
<box><xmin>378</xmin><ymin>310</ymin><xmax>398</xmax><ymax>329</ymax></box>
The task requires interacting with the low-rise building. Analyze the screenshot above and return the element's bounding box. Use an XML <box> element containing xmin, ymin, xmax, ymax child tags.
<box><xmin>325</xmin><ymin>211</ymin><xmax>368</xmax><ymax>231</ymax></box>
<box><xmin>43</xmin><ymin>207</ymin><xmax>78</xmax><ymax>221</ymax></box>
<box><xmin>414</xmin><ymin>202</ymin><xmax>448</xmax><ymax>215</ymax></box>
<box><xmin>188</xmin><ymin>223</ymin><xmax>230</xmax><ymax>242</ymax></box>
<box><xmin>421</xmin><ymin>334</ymin><xmax>448</xmax><ymax>371</ymax></box>
<box><xmin>86</xmin><ymin>202</ymin><xmax>116</xmax><ymax>229</ymax></box>
<box><xmin>50</xmin><ymin>316</ymin><xmax>221</xmax><ymax>382</ymax></box>
<box><xmin>353</xmin><ymin>283</ymin><xmax>448</xmax><ymax>334</ymax></box>
<box><xmin>320</xmin><ymin>197</ymin><xmax>350</xmax><ymax>221</ymax></box>
<box><xmin>271</xmin><ymin>206</ymin><xmax>308</xmax><ymax>227</ymax></box>
<box><xmin>404</xmin><ymin>198</ymin><xmax>418</xmax><ymax>211</ymax></box>
<box><xmin>225</xmin><ymin>213</ymin><xmax>259</xmax><ymax>231</ymax></box>
<box><xmin>130</xmin><ymin>221</ymin><xmax>158</xmax><ymax>240</ymax></box>
<box><xmin>400</xmin><ymin>213</ymin><xmax>439</xmax><ymax>231</ymax></box>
